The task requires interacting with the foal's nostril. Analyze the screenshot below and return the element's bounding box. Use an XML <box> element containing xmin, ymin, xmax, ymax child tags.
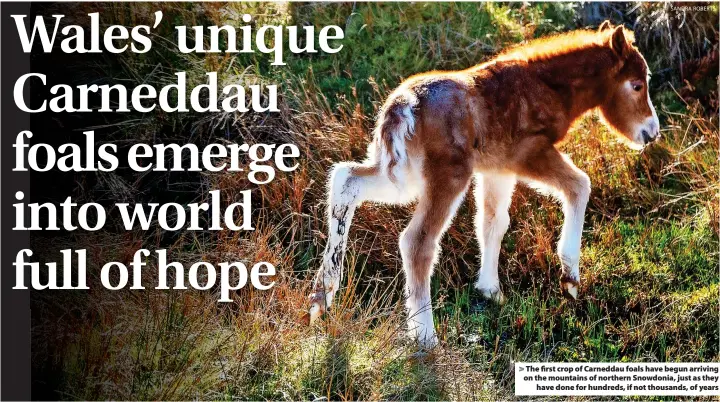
<box><xmin>641</xmin><ymin>130</ymin><xmax>651</xmax><ymax>144</ymax></box>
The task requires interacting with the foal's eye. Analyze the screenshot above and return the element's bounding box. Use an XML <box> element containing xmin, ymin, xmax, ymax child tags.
<box><xmin>631</xmin><ymin>80</ymin><xmax>643</xmax><ymax>92</ymax></box>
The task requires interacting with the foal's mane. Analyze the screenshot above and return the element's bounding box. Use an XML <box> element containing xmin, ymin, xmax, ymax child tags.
<box><xmin>496</xmin><ymin>28</ymin><xmax>635</xmax><ymax>62</ymax></box>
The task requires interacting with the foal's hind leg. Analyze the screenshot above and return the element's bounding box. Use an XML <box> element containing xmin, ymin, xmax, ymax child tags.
<box><xmin>309</xmin><ymin>162</ymin><xmax>399</xmax><ymax>321</ymax></box>
<box><xmin>474</xmin><ymin>173</ymin><xmax>516</xmax><ymax>304</ymax></box>
<box><xmin>401</xmin><ymin>176</ymin><xmax>469</xmax><ymax>347</ymax></box>
<box><xmin>309</xmin><ymin>163</ymin><xmax>371</xmax><ymax>320</ymax></box>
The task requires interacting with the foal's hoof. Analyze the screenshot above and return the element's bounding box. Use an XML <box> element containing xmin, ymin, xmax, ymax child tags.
<box><xmin>409</xmin><ymin>350</ymin><xmax>431</xmax><ymax>361</ymax></box>
<box><xmin>418</xmin><ymin>335</ymin><xmax>439</xmax><ymax>350</ymax></box>
<box><xmin>407</xmin><ymin>334</ymin><xmax>438</xmax><ymax>353</ymax></box>
<box><xmin>560</xmin><ymin>276</ymin><xmax>580</xmax><ymax>300</ymax></box>
<box><xmin>476</xmin><ymin>286</ymin><xmax>506</xmax><ymax>305</ymax></box>
<box><xmin>308</xmin><ymin>290</ymin><xmax>327</xmax><ymax>324</ymax></box>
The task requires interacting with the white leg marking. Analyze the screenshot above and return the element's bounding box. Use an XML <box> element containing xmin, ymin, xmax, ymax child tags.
<box><xmin>321</xmin><ymin>164</ymin><xmax>360</xmax><ymax>300</ymax></box>
<box><xmin>311</xmin><ymin>163</ymin><xmax>366</xmax><ymax>321</ymax></box>
<box><xmin>474</xmin><ymin>174</ymin><xmax>516</xmax><ymax>303</ymax></box>
<box><xmin>311</xmin><ymin>160</ymin><xmax>420</xmax><ymax>322</ymax></box>
<box><xmin>405</xmin><ymin>282</ymin><xmax>436</xmax><ymax>347</ymax></box>
<box><xmin>557</xmin><ymin>158</ymin><xmax>590</xmax><ymax>298</ymax></box>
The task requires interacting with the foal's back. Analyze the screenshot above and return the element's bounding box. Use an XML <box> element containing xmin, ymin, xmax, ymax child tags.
<box><xmin>384</xmin><ymin>30</ymin><xmax>620</xmax><ymax>176</ymax></box>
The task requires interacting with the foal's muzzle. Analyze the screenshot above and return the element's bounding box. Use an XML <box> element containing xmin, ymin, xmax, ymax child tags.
<box><xmin>641</xmin><ymin>129</ymin><xmax>659</xmax><ymax>144</ymax></box>
<box><xmin>640</xmin><ymin>118</ymin><xmax>660</xmax><ymax>145</ymax></box>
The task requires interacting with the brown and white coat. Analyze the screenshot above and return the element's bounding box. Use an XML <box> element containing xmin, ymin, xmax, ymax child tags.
<box><xmin>310</xmin><ymin>22</ymin><xmax>660</xmax><ymax>347</ymax></box>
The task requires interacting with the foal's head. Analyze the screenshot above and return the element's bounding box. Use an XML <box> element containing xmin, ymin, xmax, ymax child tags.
<box><xmin>597</xmin><ymin>23</ymin><xmax>660</xmax><ymax>149</ymax></box>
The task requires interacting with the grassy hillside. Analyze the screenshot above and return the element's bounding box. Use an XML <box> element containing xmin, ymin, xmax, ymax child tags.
<box><xmin>31</xmin><ymin>2</ymin><xmax>718</xmax><ymax>400</ymax></box>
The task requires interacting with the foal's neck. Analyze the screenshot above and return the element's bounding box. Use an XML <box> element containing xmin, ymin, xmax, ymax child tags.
<box><xmin>531</xmin><ymin>46</ymin><xmax>615</xmax><ymax>121</ymax></box>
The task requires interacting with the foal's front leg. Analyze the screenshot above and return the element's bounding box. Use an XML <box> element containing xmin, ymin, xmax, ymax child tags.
<box><xmin>514</xmin><ymin>145</ymin><xmax>590</xmax><ymax>298</ymax></box>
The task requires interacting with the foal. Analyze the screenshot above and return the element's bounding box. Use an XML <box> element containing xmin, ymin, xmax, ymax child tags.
<box><xmin>309</xmin><ymin>23</ymin><xmax>660</xmax><ymax>346</ymax></box>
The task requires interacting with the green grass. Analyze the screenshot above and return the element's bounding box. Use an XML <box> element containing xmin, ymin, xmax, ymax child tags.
<box><xmin>31</xmin><ymin>2</ymin><xmax>718</xmax><ymax>400</ymax></box>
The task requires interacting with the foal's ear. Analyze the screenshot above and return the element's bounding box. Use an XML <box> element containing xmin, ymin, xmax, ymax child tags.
<box><xmin>598</xmin><ymin>20</ymin><xmax>612</xmax><ymax>32</ymax></box>
<box><xmin>609</xmin><ymin>26</ymin><xmax>629</xmax><ymax>58</ymax></box>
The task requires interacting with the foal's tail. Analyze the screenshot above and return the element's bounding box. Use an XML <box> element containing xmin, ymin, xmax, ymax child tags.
<box><xmin>374</xmin><ymin>89</ymin><xmax>419</xmax><ymax>180</ymax></box>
